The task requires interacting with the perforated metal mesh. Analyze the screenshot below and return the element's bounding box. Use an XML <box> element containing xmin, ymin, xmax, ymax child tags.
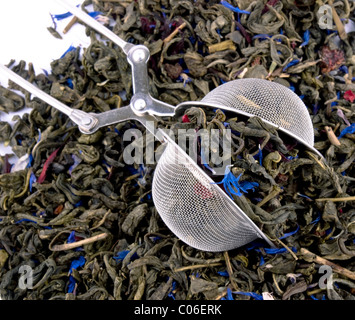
<box><xmin>152</xmin><ymin>131</ymin><xmax>273</xmax><ymax>252</ymax></box>
<box><xmin>152</xmin><ymin>78</ymin><xmax>315</xmax><ymax>252</ymax></box>
<box><xmin>200</xmin><ymin>78</ymin><xmax>314</xmax><ymax>147</ymax></box>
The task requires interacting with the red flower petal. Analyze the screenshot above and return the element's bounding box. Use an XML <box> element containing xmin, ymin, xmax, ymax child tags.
<box><xmin>344</xmin><ymin>90</ymin><xmax>355</xmax><ymax>103</ymax></box>
<box><xmin>182</xmin><ymin>114</ymin><xmax>190</xmax><ymax>123</ymax></box>
<box><xmin>37</xmin><ymin>147</ymin><xmax>61</xmax><ymax>184</ymax></box>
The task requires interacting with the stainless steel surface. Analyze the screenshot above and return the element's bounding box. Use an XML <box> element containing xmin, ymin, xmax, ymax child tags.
<box><xmin>177</xmin><ymin>78</ymin><xmax>323</xmax><ymax>159</ymax></box>
<box><xmin>152</xmin><ymin>130</ymin><xmax>275</xmax><ymax>251</ymax></box>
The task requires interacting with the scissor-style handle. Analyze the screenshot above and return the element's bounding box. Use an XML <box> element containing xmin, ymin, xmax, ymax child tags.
<box><xmin>88</xmin><ymin>106</ymin><xmax>160</xmax><ymax>138</ymax></box>
<box><xmin>0</xmin><ymin>2</ymin><xmax>178</xmax><ymax>138</ymax></box>
<box><xmin>55</xmin><ymin>0</ymin><xmax>150</xmax><ymax>95</ymax></box>
<box><xmin>0</xmin><ymin>63</ymin><xmax>164</xmax><ymax>137</ymax></box>
<box><xmin>127</xmin><ymin>45</ymin><xmax>150</xmax><ymax>95</ymax></box>
<box><xmin>55</xmin><ymin>0</ymin><xmax>177</xmax><ymax>119</ymax></box>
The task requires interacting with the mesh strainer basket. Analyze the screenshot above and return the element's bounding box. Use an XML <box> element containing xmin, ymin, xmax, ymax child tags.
<box><xmin>178</xmin><ymin>78</ymin><xmax>322</xmax><ymax>158</ymax></box>
<box><xmin>152</xmin><ymin>130</ymin><xmax>274</xmax><ymax>252</ymax></box>
<box><xmin>152</xmin><ymin>78</ymin><xmax>323</xmax><ymax>252</ymax></box>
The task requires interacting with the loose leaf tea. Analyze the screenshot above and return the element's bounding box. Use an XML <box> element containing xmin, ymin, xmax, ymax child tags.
<box><xmin>0</xmin><ymin>0</ymin><xmax>355</xmax><ymax>301</ymax></box>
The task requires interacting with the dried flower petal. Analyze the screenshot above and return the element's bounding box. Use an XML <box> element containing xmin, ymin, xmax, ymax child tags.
<box><xmin>344</xmin><ymin>90</ymin><xmax>355</xmax><ymax>103</ymax></box>
<box><xmin>319</xmin><ymin>46</ymin><xmax>345</xmax><ymax>73</ymax></box>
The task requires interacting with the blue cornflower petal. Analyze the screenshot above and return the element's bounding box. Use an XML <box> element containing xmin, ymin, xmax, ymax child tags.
<box><xmin>27</xmin><ymin>153</ymin><xmax>34</xmax><ymax>168</ymax></box>
<box><xmin>259</xmin><ymin>255</ymin><xmax>265</xmax><ymax>266</ymax></box>
<box><xmin>226</xmin><ymin>287</ymin><xmax>234</xmax><ymax>300</ymax></box>
<box><xmin>300</xmin><ymin>29</ymin><xmax>310</xmax><ymax>48</ymax></box>
<box><xmin>263</xmin><ymin>247</ymin><xmax>297</xmax><ymax>254</ymax></box>
<box><xmin>221</xmin><ymin>0</ymin><xmax>250</xmax><ymax>14</ymax></box>
<box><xmin>310</xmin><ymin>294</ymin><xmax>326</xmax><ymax>300</ymax></box>
<box><xmin>331</xmin><ymin>91</ymin><xmax>340</xmax><ymax>107</ymax></box>
<box><xmin>212</xmin><ymin>167</ymin><xmax>259</xmax><ymax>199</ymax></box>
<box><xmin>339</xmin><ymin>65</ymin><xmax>348</xmax><ymax>74</ymax></box>
<box><xmin>338</xmin><ymin>123</ymin><xmax>355</xmax><ymax>138</ymax></box>
<box><xmin>161</xmin><ymin>5</ymin><xmax>166</xmax><ymax>18</ymax></box>
<box><xmin>113</xmin><ymin>250</ymin><xmax>130</xmax><ymax>262</ymax></box>
<box><xmin>188</xmin><ymin>36</ymin><xmax>196</xmax><ymax>45</ymax></box>
<box><xmin>218</xmin><ymin>270</ymin><xmax>229</xmax><ymax>277</ymax></box>
<box><xmin>51</xmin><ymin>11</ymin><xmax>74</xmax><ymax>21</ymax></box>
<box><xmin>67</xmin><ymin>231</ymin><xmax>76</xmax><ymax>244</ymax></box>
<box><xmin>29</xmin><ymin>172</ymin><xmax>37</xmax><ymax>192</ymax></box>
<box><xmin>74</xmin><ymin>201</ymin><xmax>83</xmax><ymax>208</ymax></box>
<box><xmin>67</xmin><ymin>255</ymin><xmax>86</xmax><ymax>293</ymax></box>
<box><xmin>310</xmin><ymin>214</ymin><xmax>321</xmax><ymax>225</ymax></box>
<box><xmin>37</xmin><ymin>128</ymin><xmax>42</xmax><ymax>142</ymax></box>
<box><xmin>53</xmin><ymin>7</ymin><xmax>102</xmax><ymax>21</ymax></box>
<box><xmin>279</xmin><ymin>225</ymin><xmax>300</xmax><ymax>239</ymax></box>
<box><xmin>89</xmin><ymin>11</ymin><xmax>103</xmax><ymax>19</ymax></box>
<box><xmin>69</xmin><ymin>256</ymin><xmax>86</xmax><ymax>274</ymax></box>
<box><xmin>68</xmin><ymin>276</ymin><xmax>76</xmax><ymax>293</ymax></box>
<box><xmin>60</xmin><ymin>45</ymin><xmax>76</xmax><ymax>59</ymax></box>
<box><xmin>253</xmin><ymin>145</ymin><xmax>263</xmax><ymax>165</ymax></box>
<box><xmin>112</xmin><ymin>250</ymin><xmax>139</xmax><ymax>262</ymax></box>
<box><xmin>15</xmin><ymin>219</ymin><xmax>37</xmax><ymax>224</ymax></box>
<box><xmin>239</xmin><ymin>180</ymin><xmax>259</xmax><ymax>193</ymax></box>
<box><xmin>297</xmin><ymin>193</ymin><xmax>312</xmax><ymax>200</ymax></box>
<box><xmin>168</xmin><ymin>281</ymin><xmax>177</xmax><ymax>300</ymax></box>
<box><xmin>67</xmin><ymin>78</ymin><xmax>74</xmax><ymax>89</ymax></box>
<box><xmin>283</xmin><ymin>59</ymin><xmax>300</xmax><ymax>71</ymax></box>
<box><xmin>69</xmin><ymin>154</ymin><xmax>82</xmax><ymax>174</ymax></box>
<box><xmin>225</xmin><ymin>172</ymin><xmax>243</xmax><ymax>198</ymax></box>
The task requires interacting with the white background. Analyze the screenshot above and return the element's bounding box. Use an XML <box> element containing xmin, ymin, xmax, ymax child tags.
<box><xmin>0</xmin><ymin>0</ymin><xmax>91</xmax><ymax>159</ymax></box>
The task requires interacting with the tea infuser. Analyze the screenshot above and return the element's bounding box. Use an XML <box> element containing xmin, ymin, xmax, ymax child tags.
<box><xmin>0</xmin><ymin>0</ymin><xmax>324</xmax><ymax>251</ymax></box>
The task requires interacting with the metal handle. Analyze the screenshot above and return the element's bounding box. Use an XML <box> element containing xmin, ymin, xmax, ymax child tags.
<box><xmin>54</xmin><ymin>0</ymin><xmax>134</xmax><ymax>55</ymax></box>
<box><xmin>127</xmin><ymin>45</ymin><xmax>150</xmax><ymax>95</ymax></box>
<box><xmin>1</xmin><ymin>1</ymin><xmax>178</xmax><ymax>136</ymax></box>
<box><xmin>0</xmin><ymin>64</ymin><xmax>98</xmax><ymax>132</ymax></box>
<box><xmin>55</xmin><ymin>0</ymin><xmax>177</xmax><ymax>119</ymax></box>
<box><xmin>92</xmin><ymin>106</ymin><xmax>160</xmax><ymax>138</ymax></box>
